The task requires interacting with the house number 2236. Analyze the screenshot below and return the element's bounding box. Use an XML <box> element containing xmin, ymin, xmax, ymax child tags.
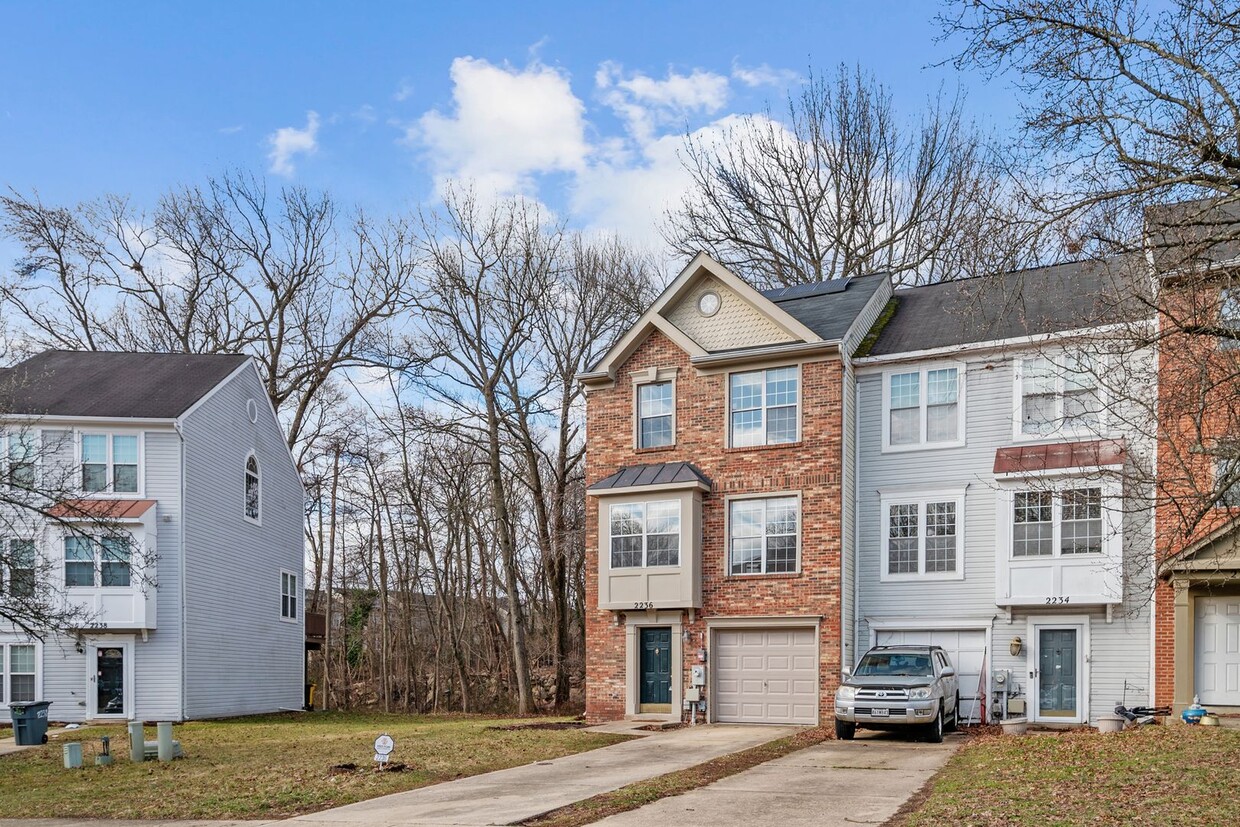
<box><xmin>633</xmin><ymin>601</ymin><xmax>654</xmax><ymax>610</ymax></box>
<box><xmin>1044</xmin><ymin>596</ymin><xmax>1070</xmax><ymax>605</ymax></box>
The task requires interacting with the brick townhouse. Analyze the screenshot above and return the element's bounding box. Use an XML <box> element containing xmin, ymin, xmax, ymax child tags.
<box><xmin>579</xmin><ymin>253</ymin><xmax>891</xmax><ymax>724</ymax></box>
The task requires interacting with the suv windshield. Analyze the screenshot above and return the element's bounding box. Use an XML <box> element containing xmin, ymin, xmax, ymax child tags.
<box><xmin>854</xmin><ymin>653</ymin><xmax>933</xmax><ymax>677</ymax></box>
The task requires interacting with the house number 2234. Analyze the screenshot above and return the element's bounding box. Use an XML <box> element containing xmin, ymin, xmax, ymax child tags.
<box><xmin>1044</xmin><ymin>596</ymin><xmax>1070</xmax><ymax>605</ymax></box>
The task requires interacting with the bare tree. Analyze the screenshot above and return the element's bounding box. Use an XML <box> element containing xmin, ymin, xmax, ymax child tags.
<box><xmin>666</xmin><ymin>63</ymin><xmax>1039</xmax><ymax>287</ymax></box>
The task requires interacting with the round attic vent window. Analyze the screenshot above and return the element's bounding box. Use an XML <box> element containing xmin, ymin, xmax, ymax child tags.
<box><xmin>697</xmin><ymin>290</ymin><xmax>721</xmax><ymax>317</ymax></box>
<box><xmin>246</xmin><ymin>399</ymin><xmax>259</xmax><ymax>424</ymax></box>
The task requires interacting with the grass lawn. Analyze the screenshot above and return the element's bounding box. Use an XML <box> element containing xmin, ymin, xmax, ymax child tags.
<box><xmin>0</xmin><ymin>712</ymin><xmax>628</xmax><ymax>820</ymax></box>
<box><xmin>894</xmin><ymin>725</ymin><xmax>1240</xmax><ymax>827</ymax></box>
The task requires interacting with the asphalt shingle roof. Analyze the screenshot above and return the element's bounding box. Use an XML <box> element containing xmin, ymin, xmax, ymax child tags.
<box><xmin>867</xmin><ymin>258</ymin><xmax>1150</xmax><ymax>356</ymax></box>
<box><xmin>0</xmin><ymin>350</ymin><xmax>251</xmax><ymax>419</ymax></box>
<box><xmin>588</xmin><ymin>461</ymin><xmax>712</xmax><ymax>492</ymax></box>
<box><xmin>761</xmin><ymin>272</ymin><xmax>889</xmax><ymax>341</ymax></box>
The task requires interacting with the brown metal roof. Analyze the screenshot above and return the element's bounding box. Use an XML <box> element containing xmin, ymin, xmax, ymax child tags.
<box><xmin>47</xmin><ymin>499</ymin><xmax>157</xmax><ymax>520</ymax></box>
<box><xmin>587</xmin><ymin>461</ymin><xmax>712</xmax><ymax>493</ymax></box>
<box><xmin>993</xmin><ymin>439</ymin><xmax>1126</xmax><ymax>475</ymax></box>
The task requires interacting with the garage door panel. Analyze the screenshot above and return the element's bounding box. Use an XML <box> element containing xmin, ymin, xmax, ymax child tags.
<box><xmin>876</xmin><ymin>628</ymin><xmax>987</xmax><ymax>725</ymax></box>
<box><xmin>714</xmin><ymin>626</ymin><xmax>818</xmax><ymax>725</ymax></box>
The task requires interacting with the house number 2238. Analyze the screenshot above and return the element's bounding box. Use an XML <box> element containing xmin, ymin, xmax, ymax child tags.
<box><xmin>1044</xmin><ymin>596</ymin><xmax>1070</xmax><ymax>605</ymax></box>
<box><xmin>633</xmin><ymin>601</ymin><xmax>655</xmax><ymax>610</ymax></box>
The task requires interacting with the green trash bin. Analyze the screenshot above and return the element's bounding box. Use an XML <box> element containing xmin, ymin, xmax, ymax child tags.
<box><xmin>9</xmin><ymin>701</ymin><xmax>52</xmax><ymax>745</ymax></box>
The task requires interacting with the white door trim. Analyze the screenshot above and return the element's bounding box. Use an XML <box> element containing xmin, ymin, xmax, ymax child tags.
<box><xmin>85</xmin><ymin>635</ymin><xmax>135</xmax><ymax>720</ymax></box>
<box><xmin>1026</xmin><ymin>615</ymin><xmax>1091</xmax><ymax>725</ymax></box>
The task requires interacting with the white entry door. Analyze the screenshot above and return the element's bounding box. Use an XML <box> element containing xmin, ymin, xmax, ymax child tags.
<box><xmin>1195</xmin><ymin>596</ymin><xmax>1240</xmax><ymax>706</ymax></box>
<box><xmin>713</xmin><ymin>627</ymin><xmax>818</xmax><ymax>725</ymax></box>
<box><xmin>87</xmin><ymin>639</ymin><xmax>133</xmax><ymax>719</ymax></box>
<box><xmin>874</xmin><ymin>628</ymin><xmax>988</xmax><ymax>724</ymax></box>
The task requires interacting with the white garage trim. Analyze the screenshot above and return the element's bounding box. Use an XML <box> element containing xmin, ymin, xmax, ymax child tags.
<box><xmin>708</xmin><ymin>617</ymin><xmax>820</xmax><ymax>726</ymax></box>
<box><xmin>623</xmin><ymin>610</ymin><xmax>683</xmax><ymax>721</ymax></box>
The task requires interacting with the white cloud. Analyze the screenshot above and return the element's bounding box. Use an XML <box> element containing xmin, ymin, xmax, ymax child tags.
<box><xmin>218</xmin><ymin>124</ymin><xmax>244</xmax><ymax>135</ymax></box>
<box><xmin>393</xmin><ymin>78</ymin><xmax>415</xmax><ymax>102</ymax></box>
<box><xmin>595</xmin><ymin>62</ymin><xmax>731</xmax><ymax>144</ymax></box>
<box><xmin>267</xmin><ymin>111</ymin><xmax>320</xmax><ymax>177</ymax></box>
<box><xmin>414</xmin><ymin>57</ymin><xmax>589</xmax><ymax>197</ymax></box>
<box><xmin>731</xmin><ymin>61</ymin><xmax>801</xmax><ymax>90</ymax></box>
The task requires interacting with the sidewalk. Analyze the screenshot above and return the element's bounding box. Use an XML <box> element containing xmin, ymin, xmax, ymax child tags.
<box><xmin>284</xmin><ymin>723</ymin><xmax>798</xmax><ymax>827</ymax></box>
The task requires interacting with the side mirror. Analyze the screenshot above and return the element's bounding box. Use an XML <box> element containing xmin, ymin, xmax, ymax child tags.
<box><xmin>940</xmin><ymin>667</ymin><xmax>956</xmax><ymax>678</ymax></box>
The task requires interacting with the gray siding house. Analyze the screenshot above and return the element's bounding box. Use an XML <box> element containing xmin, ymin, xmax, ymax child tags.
<box><xmin>851</xmin><ymin>262</ymin><xmax>1156</xmax><ymax>726</ymax></box>
<box><xmin>1</xmin><ymin>351</ymin><xmax>304</xmax><ymax>722</ymax></box>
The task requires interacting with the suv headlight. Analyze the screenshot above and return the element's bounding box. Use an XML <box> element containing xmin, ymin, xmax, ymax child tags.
<box><xmin>908</xmin><ymin>687</ymin><xmax>933</xmax><ymax>700</ymax></box>
<box><xmin>836</xmin><ymin>685</ymin><xmax>856</xmax><ymax>701</ymax></box>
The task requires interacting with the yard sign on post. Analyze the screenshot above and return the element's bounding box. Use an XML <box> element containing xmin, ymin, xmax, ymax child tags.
<box><xmin>373</xmin><ymin>734</ymin><xmax>395</xmax><ymax>769</ymax></box>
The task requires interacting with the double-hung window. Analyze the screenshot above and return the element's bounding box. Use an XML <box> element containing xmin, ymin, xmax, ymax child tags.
<box><xmin>1017</xmin><ymin>353</ymin><xmax>1102</xmax><ymax>437</ymax></box>
<box><xmin>1</xmin><ymin>643</ymin><xmax>37</xmax><ymax>706</ymax></box>
<box><xmin>1011</xmin><ymin>487</ymin><xmax>1103</xmax><ymax>557</ymax></box>
<box><xmin>880</xmin><ymin>492</ymin><xmax>964</xmax><ymax>579</ymax></box>
<box><xmin>636</xmin><ymin>382</ymin><xmax>674</xmax><ymax>448</ymax></box>
<box><xmin>1219</xmin><ymin>288</ymin><xmax>1240</xmax><ymax>350</ymax></box>
<box><xmin>728</xmin><ymin>496</ymin><xmax>798</xmax><ymax>574</ymax></box>
<box><xmin>81</xmin><ymin>433</ymin><xmax>139</xmax><ymax>494</ymax></box>
<box><xmin>64</xmin><ymin>535</ymin><xmax>132</xmax><ymax>587</ymax></box>
<box><xmin>729</xmin><ymin>367</ymin><xmax>798</xmax><ymax>447</ymax></box>
<box><xmin>281</xmin><ymin>571</ymin><xmax>298</xmax><ymax>620</ymax></box>
<box><xmin>884</xmin><ymin>366</ymin><xmax>963</xmax><ymax>449</ymax></box>
<box><xmin>1215</xmin><ymin>456</ymin><xmax>1240</xmax><ymax>507</ymax></box>
<box><xmin>2</xmin><ymin>432</ymin><xmax>36</xmax><ymax>489</ymax></box>
<box><xmin>609</xmin><ymin>501</ymin><xmax>680</xmax><ymax>568</ymax></box>
<box><xmin>2</xmin><ymin>539</ymin><xmax>36</xmax><ymax>597</ymax></box>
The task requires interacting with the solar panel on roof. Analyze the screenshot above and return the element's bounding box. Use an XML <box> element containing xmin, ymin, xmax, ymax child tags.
<box><xmin>761</xmin><ymin>278</ymin><xmax>852</xmax><ymax>301</ymax></box>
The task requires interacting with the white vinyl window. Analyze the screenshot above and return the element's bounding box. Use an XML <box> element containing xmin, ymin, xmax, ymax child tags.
<box><xmin>281</xmin><ymin>571</ymin><xmax>298</xmax><ymax>620</ymax></box>
<box><xmin>1016</xmin><ymin>354</ymin><xmax>1102</xmax><ymax>437</ymax></box>
<box><xmin>636</xmin><ymin>382</ymin><xmax>674</xmax><ymax>448</ymax></box>
<box><xmin>1215</xmin><ymin>457</ymin><xmax>1240</xmax><ymax>507</ymax></box>
<box><xmin>64</xmin><ymin>535</ymin><xmax>131</xmax><ymax>587</ymax></box>
<box><xmin>729</xmin><ymin>367</ymin><xmax>799</xmax><ymax>447</ymax></box>
<box><xmin>2</xmin><ymin>432</ymin><xmax>37</xmax><ymax>489</ymax></box>
<box><xmin>608</xmin><ymin>501</ymin><xmax>680</xmax><ymax>568</ymax></box>
<box><xmin>80</xmin><ymin>433</ymin><xmax>139</xmax><ymax>494</ymax></box>
<box><xmin>2</xmin><ymin>539</ymin><xmax>36</xmax><ymax>598</ymax></box>
<box><xmin>883</xmin><ymin>365</ymin><xmax>964</xmax><ymax>449</ymax></box>
<box><xmin>1012</xmin><ymin>487</ymin><xmax>1103</xmax><ymax>557</ymax></box>
<box><xmin>728</xmin><ymin>496</ymin><xmax>799</xmax><ymax>574</ymax></box>
<box><xmin>880</xmin><ymin>492</ymin><xmax>964</xmax><ymax>579</ymax></box>
<box><xmin>1</xmin><ymin>643</ymin><xmax>37</xmax><ymax>706</ymax></box>
<box><xmin>244</xmin><ymin>454</ymin><xmax>261</xmax><ymax>522</ymax></box>
<box><xmin>1219</xmin><ymin>288</ymin><xmax>1240</xmax><ymax>350</ymax></box>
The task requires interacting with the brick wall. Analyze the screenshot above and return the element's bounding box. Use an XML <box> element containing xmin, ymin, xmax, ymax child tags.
<box><xmin>584</xmin><ymin>329</ymin><xmax>845</xmax><ymax>721</ymax></box>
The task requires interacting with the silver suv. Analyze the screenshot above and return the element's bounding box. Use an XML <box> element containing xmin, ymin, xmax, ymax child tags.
<box><xmin>834</xmin><ymin>645</ymin><xmax>959</xmax><ymax>743</ymax></box>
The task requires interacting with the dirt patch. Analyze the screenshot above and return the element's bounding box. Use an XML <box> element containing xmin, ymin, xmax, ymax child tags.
<box><xmin>521</xmin><ymin>727</ymin><xmax>831</xmax><ymax>827</ymax></box>
<box><xmin>486</xmin><ymin>721</ymin><xmax>590</xmax><ymax>732</ymax></box>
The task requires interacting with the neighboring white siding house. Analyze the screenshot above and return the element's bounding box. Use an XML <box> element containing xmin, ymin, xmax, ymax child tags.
<box><xmin>852</xmin><ymin>262</ymin><xmax>1156</xmax><ymax>726</ymax></box>
<box><xmin>0</xmin><ymin>350</ymin><xmax>304</xmax><ymax>722</ymax></box>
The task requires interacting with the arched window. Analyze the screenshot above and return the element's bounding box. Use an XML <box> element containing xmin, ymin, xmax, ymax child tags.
<box><xmin>244</xmin><ymin>454</ymin><xmax>260</xmax><ymax>522</ymax></box>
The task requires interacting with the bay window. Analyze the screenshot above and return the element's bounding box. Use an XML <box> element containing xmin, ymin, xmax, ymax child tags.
<box><xmin>728</xmin><ymin>496</ymin><xmax>799</xmax><ymax>574</ymax></box>
<box><xmin>64</xmin><ymin>535</ymin><xmax>132</xmax><ymax>587</ymax></box>
<box><xmin>609</xmin><ymin>500</ymin><xmax>681</xmax><ymax>568</ymax></box>
<box><xmin>1012</xmin><ymin>487</ymin><xmax>1103</xmax><ymax>557</ymax></box>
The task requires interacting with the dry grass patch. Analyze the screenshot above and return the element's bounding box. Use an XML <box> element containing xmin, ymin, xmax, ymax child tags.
<box><xmin>522</xmin><ymin>726</ymin><xmax>831</xmax><ymax>827</ymax></box>
<box><xmin>0</xmin><ymin>711</ymin><xmax>628</xmax><ymax>820</ymax></box>
<box><xmin>890</xmin><ymin>725</ymin><xmax>1240</xmax><ymax>827</ymax></box>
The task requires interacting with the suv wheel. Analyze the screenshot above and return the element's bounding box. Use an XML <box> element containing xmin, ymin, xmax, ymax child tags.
<box><xmin>925</xmin><ymin>709</ymin><xmax>944</xmax><ymax>743</ymax></box>
<box><xmin>946</xmin><ymin>692</ymin><xmax>960</xmax><ymax>732</ymax></box>
<box><xmin>834</xmin><ymin>719</ymin><xmax>855</xmax><ymax>740</ymax></box>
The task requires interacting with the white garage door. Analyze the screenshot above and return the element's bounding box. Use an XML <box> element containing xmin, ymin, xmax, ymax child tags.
<box><xmin>1195</xmin><ymin>596</ymin><xmax>1240</xmax><ymax>706</ymax></box>
<box><xmin>874</xmin><ymin>628</ymin><xmax>988</xmax><ymax>724</ymax></box>
<box><xmin>713</xmin><ymin>627</ymin><xmax>818</xmax><ymax>725</ymax></box>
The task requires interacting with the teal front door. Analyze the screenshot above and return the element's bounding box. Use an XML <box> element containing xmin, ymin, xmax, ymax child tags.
<box><xmin>1038</xmin><ymin>629</ymin><xmax>1078</xmax><ymax>719</ymax></box>
<box><xmin>640</xmin><ymin>627</ymin><xmax>672</xmax><ymax>711</ymax></box>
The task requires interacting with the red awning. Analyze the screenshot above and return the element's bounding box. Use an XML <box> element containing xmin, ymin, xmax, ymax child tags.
<box><xmin>47</xmin><ymin>499</ymin><xmax>157</xmax><ymax>520</ymax></box>
<box><xmin>993</xmin><ymin>439</ymin><xmax>1126</xmax><ymax>475</ymax></box>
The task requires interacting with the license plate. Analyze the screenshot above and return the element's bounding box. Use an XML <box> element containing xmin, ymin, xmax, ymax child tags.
<box><xmin>871</xmin><ymin>707</ymin><xmax>890</xmax><ymax>717</ymax></box>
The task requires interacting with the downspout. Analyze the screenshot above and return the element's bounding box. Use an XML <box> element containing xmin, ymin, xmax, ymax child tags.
<box><xmin>174</xmin><ymin>418</ymin><xmax>187</xmax><ymax>722</ymax></box>
<box><xmin>851</xmin><ymin>367</ymin><xmax>862</xmax><ymax>672</ymax></box>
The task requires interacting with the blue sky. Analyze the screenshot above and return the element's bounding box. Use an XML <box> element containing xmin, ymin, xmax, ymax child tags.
<box><xmin>0</xmin><ymin>1</ymin><xmax>1022</xmax><ymax>252</ymax></box>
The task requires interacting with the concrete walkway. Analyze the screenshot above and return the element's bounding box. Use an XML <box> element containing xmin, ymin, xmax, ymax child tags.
<box><xmin>285</xmin><ymin>723</ymin><xmax>797</xmax><ymax>827</ymax></box>
<box><xmin>592</xmin><ymin>730</ymin><xmax>961</xmax><ymax>827</ymax></box>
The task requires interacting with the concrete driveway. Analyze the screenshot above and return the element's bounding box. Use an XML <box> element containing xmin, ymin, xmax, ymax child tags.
<box><xmin>593</xmin><ymin>730</ymin><xmax>961</xmax><ymax>827</ymax></box>
<box><xmin>283</xmin><ymin>723</ymin><xmax>798</xmax><ymax>827</ymax></box>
